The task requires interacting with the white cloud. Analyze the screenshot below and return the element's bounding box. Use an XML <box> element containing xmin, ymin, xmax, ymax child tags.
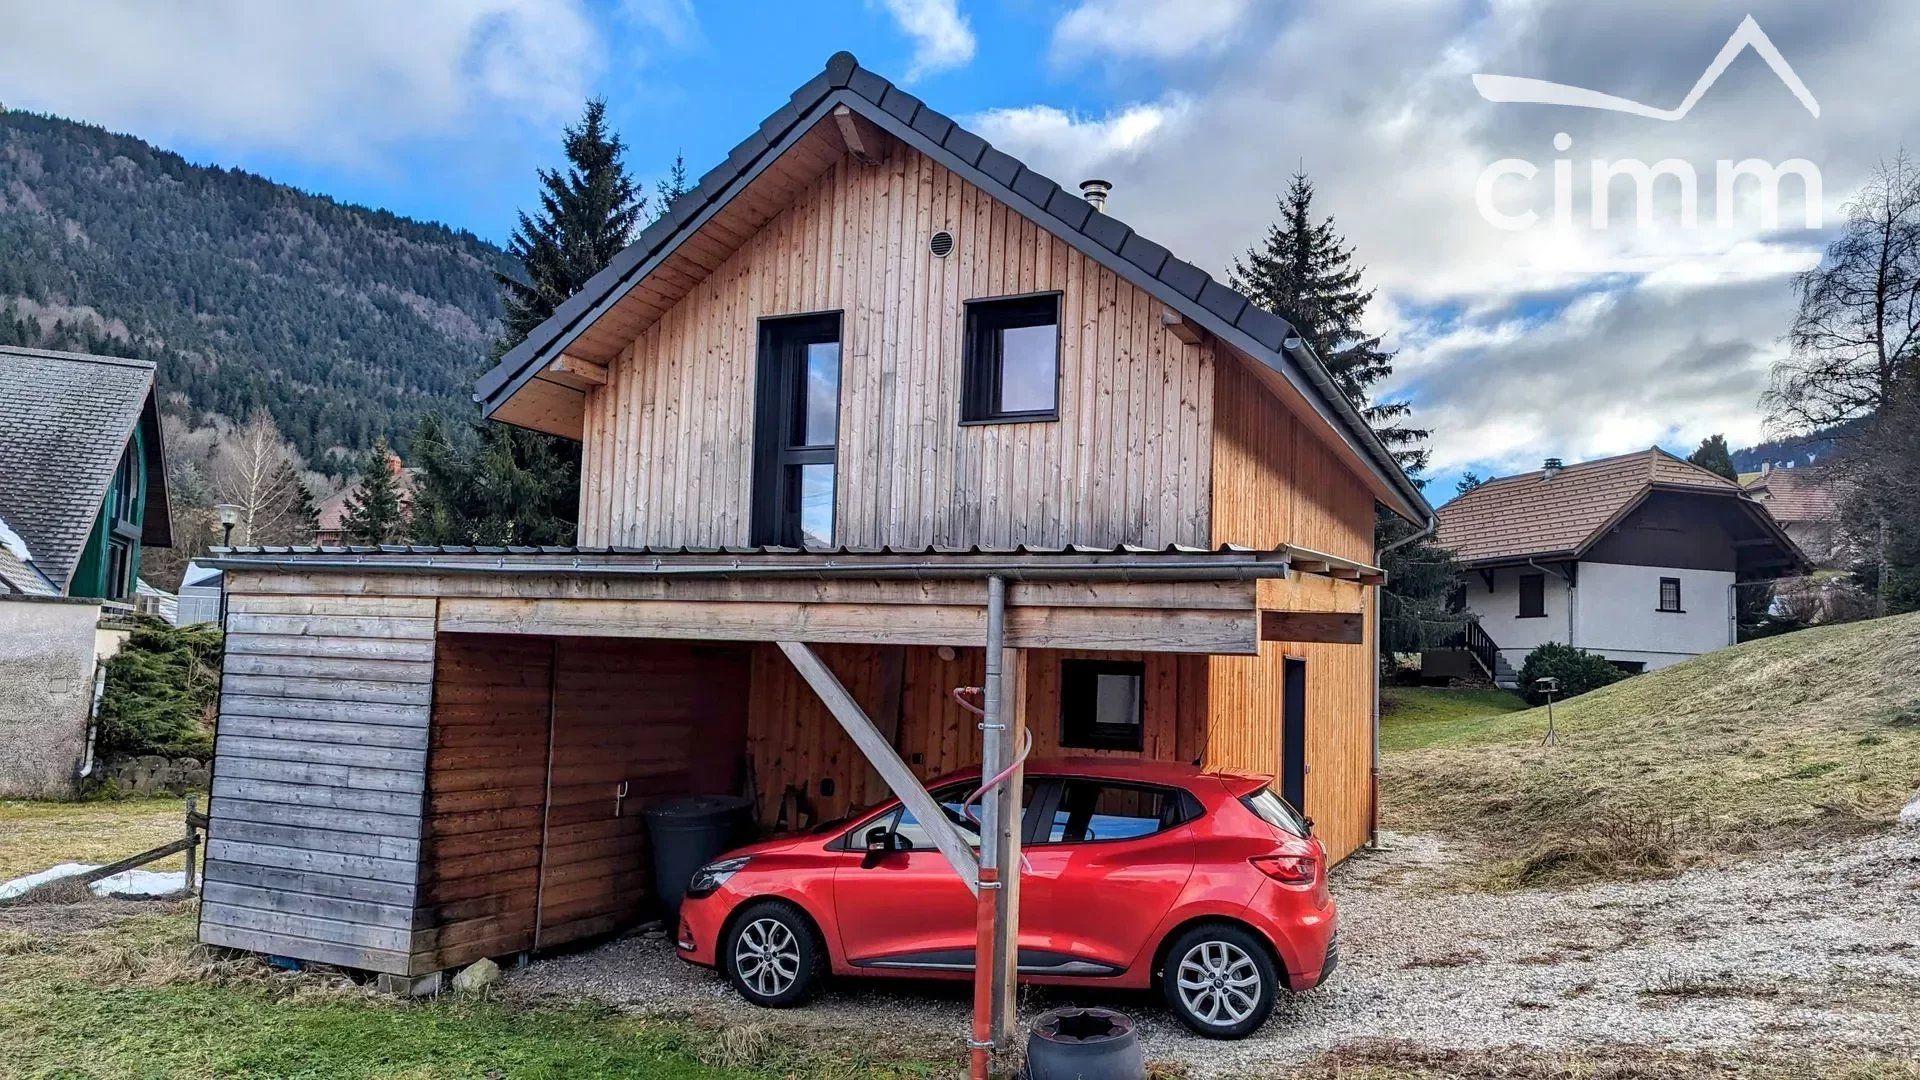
<box><xmin>873</xmin><ymin>0</ymin><xmax>976</xmax><ymax>81</ymax></box>
<box><xmin>1052</xmin><ymin>0</ymin><xmax>1253</xmax><ymax>62</ymax></box>
<box><xmin>620</xmin><ymin>0</ymin><xmax>700</xmax><ymax>49</ymax></box>
<box><xmin>0</xmin><ymin>0</ymin><xmax>602</xmax><ymax>166</ymax></box>
<box><xmin>967</xmin><ymin>100</ymin><xmax>1189</xmax><ymax>179</ymax></box>
<box><xmin>976</xmin><ymin>0</ymin><xmax>1920</xmax><ymax>481</ymax></box>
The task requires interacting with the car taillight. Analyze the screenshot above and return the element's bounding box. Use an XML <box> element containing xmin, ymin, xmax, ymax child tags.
<box><xmin>1250</xmin><ymin>853</ymin><xmax>1318</xmax><ymax>885</ymax></box>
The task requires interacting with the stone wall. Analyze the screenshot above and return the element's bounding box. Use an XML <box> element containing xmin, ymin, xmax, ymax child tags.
<box><xmin>0</xmin><ymin>596</ymin><xmax>103</xmax><ymax>798</ymax></box>
<box><xmin>93</xmin><ymin>754</ymin><xmax>211</xmax><ymax>795</ymax></box>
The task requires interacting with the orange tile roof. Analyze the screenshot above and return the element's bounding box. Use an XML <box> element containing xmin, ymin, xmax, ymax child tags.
<box><xmin>1436</xmin><ymin>447</ymin><xmax>1742</xmax><ymax>565</ymax></box>
<box><xmin>1740</xmin><ymin>467</ymin><xmax>1840</xmax><ymax>524</ymax></box>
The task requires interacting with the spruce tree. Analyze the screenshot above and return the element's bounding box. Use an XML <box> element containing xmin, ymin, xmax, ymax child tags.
<box><xmin>1230</xmin><ymin>171</ymin><xmax>1427</xmax><ymax>473</ymax></box>
<box><xmin>1455</xmin><ymin>472</ymin><xmax>1487</xmax><ymax>497</ymax></box>
<box><xmin>1687</xmin><ymin>434</ymin><xmax>1739</xmax><ymax>481</ymax></box>
<box><xmin>342</xmin><ymin>439</ymin><xmax>408</xmax><ymax>545</ymax></box>
<box><xmin>654</xmin><ymin>150</ymin><xmax>690</xmax><ymax>219</ymax></box>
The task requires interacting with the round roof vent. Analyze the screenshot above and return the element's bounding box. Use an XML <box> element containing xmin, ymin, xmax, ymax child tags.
<box><xmin>930</xmin><ymin>229</ymin><xmax>955</xmax><ymax>258</ymax></box>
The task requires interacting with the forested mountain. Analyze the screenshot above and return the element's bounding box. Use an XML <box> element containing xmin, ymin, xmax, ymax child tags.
<box><xmin>0</xmin><ymin>108</ymin><xmax>513</xmax><ymax>471</ymax></box>
<box><xmin>1732</xmin><ymin>419</ymin><xmax>1863</xmax><ymax>474</ymax></box>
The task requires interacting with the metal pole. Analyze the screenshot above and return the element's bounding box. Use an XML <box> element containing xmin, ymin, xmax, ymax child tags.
<box><xmin>970</xmin><ymin>576</ymin><xmax>1008</xmax><ymax>1080</ymax></box>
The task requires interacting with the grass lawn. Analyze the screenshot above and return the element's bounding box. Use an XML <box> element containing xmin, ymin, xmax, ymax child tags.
<box><xmin>1379</xmin><ymin>686</ymin><xmax>1529</xmax><ymax>752</ymax></box>
<box><xmin>0</xmin><ymin>901</ymin><xmax>945</xmax><ymax>1079</ymax></box>
<box><xmin>0</xmin><ymin>795</ymin><xmax>193</xmax><ymax>881</ymax></box>
<box><xmin>1381</xmin><ymin>612</ymin><xmax>1920</xmax><ymax>888</ymax></box>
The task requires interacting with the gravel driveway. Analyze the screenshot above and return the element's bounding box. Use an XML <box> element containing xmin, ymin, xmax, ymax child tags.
<box><xmin>506</xmin><ymin>824</ymin><xmax>1920</xmax><ymax>1076</ymax></box>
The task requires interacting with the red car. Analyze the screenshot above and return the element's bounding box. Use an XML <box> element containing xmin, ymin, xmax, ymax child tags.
<box><xmin>676</xmin><ymin>758</ymin><xmax>1337</xmax><ymax>1038</ymax></box>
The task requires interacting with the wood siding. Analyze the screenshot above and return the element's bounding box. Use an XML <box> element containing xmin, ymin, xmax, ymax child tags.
<box><xmin>576</xmin><ymin>145</ymin><xmax>1215</xmax><ymax>551</ymax></box>
<box><xmin>1207</xmin><ymin>356</ymin><xmax>1380</xmax><ymax>861</ymax></box>
<box><xmin>199</xmin><ymin>583</ymin><xmax>435</xmax><ymax>976</ymax></box>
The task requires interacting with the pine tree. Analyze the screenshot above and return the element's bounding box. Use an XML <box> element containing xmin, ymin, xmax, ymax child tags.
<box><xmin>1230</xmin><ymin>171</ymin><xmax>1427</xmax><ymax>473</ymax></box>
<box><xmin>1687</xmin><ymin>434</ymin><xmax>1738</xmax><ymax>481</ymax></box>
<box><xmin>497</xmin><ymin>99</ymin><xmax>646</xmax><ymax>345</ymax></box>
<box><xmin>1455</xmin><ymin>472</ymin><xmax>1487</xmax><ymax>496</ymax></box>
<box><xmin>654</xmin><ymin>150</ymin><xmax>690</xmax><ymax>219</ymax></box>
<box><xmin>342</xmin><ymin>438</ymin><xmax>408</xmax><ymax>545</ymax></box>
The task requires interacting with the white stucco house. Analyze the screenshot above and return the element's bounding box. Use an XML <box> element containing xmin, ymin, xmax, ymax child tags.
<box><xmin>1428</xmin><ymin>448</ymin><xmax>1809</xmax><ymax>686</ymax></box>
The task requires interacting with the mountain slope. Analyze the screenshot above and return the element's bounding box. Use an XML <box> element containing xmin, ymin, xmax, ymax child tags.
<box><xmin>0</xmin><ymin>109</ymin><xmax>513</xmax><ymax>468</ymax></box>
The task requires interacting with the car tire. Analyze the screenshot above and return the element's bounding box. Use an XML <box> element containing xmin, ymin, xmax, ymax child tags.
<box><xmin>1160</xmin><ymin>923</ymin><xmax>1279</xmax><ymax>1039</ymax></box>
<box><xmin>721</xmin><ymin>900</ymin><xmax>824</xmax><ymax>1008</ymax></box>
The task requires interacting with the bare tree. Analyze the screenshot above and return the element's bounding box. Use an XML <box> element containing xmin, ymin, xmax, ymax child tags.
<box><xmin>213</xmin><ymin>411</ymin><xmax>304</xmax><ymax>545</ymax></box>
<box><xmin>1767</xmin><ymin>153</ymin><xmax>1920</xmax><ymax>433</ymax></box>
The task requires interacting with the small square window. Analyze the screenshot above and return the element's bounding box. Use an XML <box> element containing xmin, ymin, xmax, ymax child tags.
<box><xmin>1518</xmin><ymin>573</ymin><xmax>1546</xmax><ymax>619</ymax></box>
<box><xmin>963</xmin><ymin>294</ymin><xmax>1059</xmax><ymax>423</ymax></box>
<box><xmin>1060</xmin><ymin>658</ymin><xmax>1144</xmax><ymax>751</ymax></box>
<box><xmin>1659</xmin><ymin>577</ymin><xmax>1682</xmax><ymax>612</ymax></box>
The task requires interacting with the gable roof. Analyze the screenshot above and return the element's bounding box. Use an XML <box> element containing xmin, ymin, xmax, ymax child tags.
<box><xmin>1435</xmin><ymin>447</ymin><xmax>1802</xmax><ymax>567</ymax></box>
<box><xmin>473</xmin><ymin>51</ymin><xmax>1430</xmax><ymax>524</ymax></box>
<box><xmin>1741</xmin><ymin>465</ymin><xmax>1839</xmax><ymax>524</ymax></box>
<box><xmin>0</xmin><ymin>345</ymin><xmax>172</xmax><ymax>592</ymax></box>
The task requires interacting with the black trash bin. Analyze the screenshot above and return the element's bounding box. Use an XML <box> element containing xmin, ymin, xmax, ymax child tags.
<box><xmin>644</xmin><ymin>795</ymin><xmax>755</xmax><ymax>917</ymax></box>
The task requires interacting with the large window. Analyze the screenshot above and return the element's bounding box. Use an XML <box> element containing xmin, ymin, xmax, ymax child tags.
<box><xmin>1658</xmin><ymin>577</ymin><xmax>1683</xmax><ymax>612</ymax></box>
<box><xmin>751</xmin><ymin>314</ymin><xmax>841</xmax><ymax>548</ymax></box>
<box><xmin>1517</xmin><ymin>573</ymin><xmax>1546</xmax><ymax>619</ymax></box>
<box><xmin>1060</xmin><ymin>658</ymin><xmax>1144</xmax><ymax>751</ymax></box>
<box><xmin>962</xmin><ymin>294</ymin><xmax>1059</xmax><ymax>423</ymax></box>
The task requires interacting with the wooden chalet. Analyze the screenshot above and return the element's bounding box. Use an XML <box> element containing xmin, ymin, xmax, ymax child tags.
<box><xmin>195</xmin><ymin>52</ymin><xmax>1433</xmax><ymax>1066</ymax></box>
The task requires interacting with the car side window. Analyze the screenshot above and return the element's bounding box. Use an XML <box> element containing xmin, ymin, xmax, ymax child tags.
<box><xmin>891</xmin><ymin>782</ymin><xmax>982</xmax><ymax>850</ymax></box>
<box><xmin>1041</xmin><ymin>780</ymin><xmax>1184</xmax><ymax>844</ymax></box>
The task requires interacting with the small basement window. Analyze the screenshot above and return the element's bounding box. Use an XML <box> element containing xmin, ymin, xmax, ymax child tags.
<box><xmin>963</xmin><ymin>294</ymin><xmax>1059</xmax><ymax>423</ymax></box>
<box><xmin>1060</xmin><ymin>658</ymin><xmax>1144</xmax><ymax>751</ymax></box>
<box><xmin>1518</xmin><ymin>573</ymin><xmax>1546</xmax><ymax>619</ymax></box>
<box><xmin>1658</xmin><ymin>577</ymin><xmax>1683</xmax><ymax>612</ymax></box>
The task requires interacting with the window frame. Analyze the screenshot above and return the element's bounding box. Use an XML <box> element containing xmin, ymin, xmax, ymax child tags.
<box><xmin>961</xmin><ymin>292</ymin><xmax>1062</xmax><ymax>425</ymax></box>
<box><xmin>750</xmin><ymin>311</ymin><xmax>843</xmax><ymax>549</ymax></box>
<box><xmin>1059</xmin><ymin>657</ymin><xmax>1146</xmax><ymax>752</ymax></box>
<box><xmin>1658</xmin><ymin>576</ymin><xmax>1684</xmax><ymax>613</ymax></box>
<box><xmin>1517</xmin><ymin>573</ymin><xmax>1547</xmax><ymax>619</ymax></box>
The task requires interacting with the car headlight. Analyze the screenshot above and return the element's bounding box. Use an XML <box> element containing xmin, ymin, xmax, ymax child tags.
<box><xmin>685</xmin><ymin>856</ymin><xmax>751</xmax><ymax>898</ymax></box>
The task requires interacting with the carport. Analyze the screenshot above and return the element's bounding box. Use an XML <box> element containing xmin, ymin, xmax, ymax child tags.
<box><xmin>197</xmin><ymin>544</ymin><xmax>1374</xmax><ymax>1074</ymax></box>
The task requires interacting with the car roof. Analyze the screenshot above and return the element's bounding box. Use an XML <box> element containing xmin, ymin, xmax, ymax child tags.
<box><xmin>925</xmin><ymin>756</ymin><xmax>1271</xmax><ymax>790</ymax></box>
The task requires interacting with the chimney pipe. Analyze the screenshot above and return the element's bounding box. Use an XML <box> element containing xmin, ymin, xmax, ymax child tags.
<box><xmin>1542</xmin><ymin>457</ymin><xmax>1563</xmax><ymax>480</ymax></box>
<box><xmin>1079</xmin><ymin>178</ymin><xmax>1112</xmax><ymax>212</ymax></box>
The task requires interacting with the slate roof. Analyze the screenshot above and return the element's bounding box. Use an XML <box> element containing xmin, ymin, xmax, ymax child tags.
<box><xmin>1741</xmin><ymin>466</ymin><xmax>1839</xmax><ymax>524</ymax></box>
<box><xmin>473</xmin><ymin>51</ymin><xmax>1430</xmax><ymax>522</ymax></box>
<box><xmin>1436</xmin><ymin>447</ymin><xmax>1754</xmax><ymax>565</ymax></box>
<box><xmin>0</xmin><ymin>345</ymin><xmax>170</xmax><ymax>591</ymax></box>
<box><xmin>0</xmin><ymin>541</ymin><xmax>59</xmax><ymax>596</ymax></box>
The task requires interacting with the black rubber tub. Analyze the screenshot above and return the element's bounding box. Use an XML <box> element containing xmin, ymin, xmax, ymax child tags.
<box><xmin>1026</xmin><ymin>1006</ymin><xmax>1144</xmax><ymax>1079</ymax></box>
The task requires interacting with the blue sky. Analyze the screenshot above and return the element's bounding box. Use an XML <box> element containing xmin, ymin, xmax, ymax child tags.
<box><xmin>3</xmin><ymin>1</ymin><xmax>1911</xmax><ymax>501</ymax></box>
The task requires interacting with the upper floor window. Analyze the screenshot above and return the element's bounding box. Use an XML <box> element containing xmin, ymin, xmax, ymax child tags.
<box><xmin>1658</xmin><ymin>577</ymin><xmax>1683</xmax><ymax>612</ymax></box>
<box><xmin>1517</xmin><ymin>573</ymin><xmax>1546</xmax><ymax>619</ymax></box>
<box><xmin>111</xmin><ymin>443</ymin><xmax>141</xmax><ymax>526</ymax></box>
<box><xmin>1060</xmin><ymin>658</ymin><xmax>1144</xmax><ymax>751</ymax></box>
<box><xmin>962</xmin><ymin>294</ymin><xmax>1059</xmax><ymax>423</ymax></box>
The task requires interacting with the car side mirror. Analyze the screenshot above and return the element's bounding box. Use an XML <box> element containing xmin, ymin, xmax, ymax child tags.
<box><xmin>861</xmin><ymin>826</ymin><xmax>909</xmax><ymax>868</ymax></box>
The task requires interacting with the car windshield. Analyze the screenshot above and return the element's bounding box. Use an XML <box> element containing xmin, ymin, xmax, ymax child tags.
<box><xmin>1241</xmin><ymin>789</ymin><xmax>1309</xmax><ymax>838</ymax></box>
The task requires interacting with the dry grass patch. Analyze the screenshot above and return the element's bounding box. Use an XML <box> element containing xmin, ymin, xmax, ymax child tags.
<box><xmin>0</xmin><ymin>795</ymin><xmax>192</xmax><ymax>880</ymax></box>
<box><xmin>1383</xmin><ymin>613</ymin><xmax>1920</xmax><ymax>887</ymax></box>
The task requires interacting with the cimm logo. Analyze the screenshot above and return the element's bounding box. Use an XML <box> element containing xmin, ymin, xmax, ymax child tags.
<box><xmin>1472</xmin><ymin>15</ymin><xmax>1823</xmax><ymax>233</ymax></box>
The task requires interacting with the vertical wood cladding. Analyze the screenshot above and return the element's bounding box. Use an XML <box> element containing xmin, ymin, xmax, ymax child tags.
<box><xmin>576</xmin><ymin>146</ymin><xmax>1215</xmax><ymax>551</ymax></box>
<box><xmin>1207</xmin><ymin>356</ymin><xmax>1380</xmax><ymax>862</ymax></box>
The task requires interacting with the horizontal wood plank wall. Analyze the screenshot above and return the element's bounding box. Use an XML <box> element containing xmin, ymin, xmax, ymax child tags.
<box><xmin>412</xmin><ymin>633</ymin><xmax>551</xmax><ymax>974</ymax></box>
<box><xmin>744</xmin><ymin>643</ymin><xmax>1206</xmax><ymax>824</ymax></box>
<box><xmin>199</xmin><ymin>580</ymin><xmax>435</xmax><ymax>976</ymax></box>
<box><xmin>576</xmin><ymin>145</ymin><xmax>1215</xmax><ymax>551</ymax></box>
<box><xmin>1207</xmin><ymin>357</ymin><xmax>1379</xmax><ymax>862</ymax></box>
<box><xmin>536</xmin><ymin>639</ymin><xmax>751</xmax><ymax>950</ymax></box>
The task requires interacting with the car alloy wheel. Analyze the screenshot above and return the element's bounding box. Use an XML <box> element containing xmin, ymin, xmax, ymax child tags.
<box><xmin>733</xmin><ymin>917</ymin><xmax>801</xmax><ymax>998</ymax></box>
<box><xmin>1175</xmin><ymin>939</ymin><xmax>1262</xmax><ymax>1027</ymax></box>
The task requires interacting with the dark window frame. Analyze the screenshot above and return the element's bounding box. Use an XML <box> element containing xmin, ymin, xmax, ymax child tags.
<box><xmin>961</xmin><ymin>292</ymin><xmax>1062</xmax><ymax>425</ymax></box>
<box><xmin>1517</xmin><ymin>573</ymin><xmax>1547</xmax><ymax>619</ymax></box>
<box><xmin>1658</xmin><ymin>576</ymin><xmax>1684</xmax><ymax>613</ymax></box>
<box><xmin>1059</xmin><ymin>657</ymin><xmax>1146</xmax><ymax>751</ymax></box>
<box><xmin>750</xmin><ymin>311</ymin><xmax>843</xmax><ymax>549</ymax></box>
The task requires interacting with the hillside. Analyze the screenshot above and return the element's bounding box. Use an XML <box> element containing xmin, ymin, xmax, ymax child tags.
<box><xmin>0</xmin><ymin>109</ymin><xmax>512</xmax><ymax>468</ymax></box>
<box><xmin>1383</xmin><ymin>613</ymin><xmax>1920</xmax><ymax>887</ymax></box>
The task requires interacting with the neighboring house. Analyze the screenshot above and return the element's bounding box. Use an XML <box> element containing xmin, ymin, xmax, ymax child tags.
<box><xmin>196</xmin><ymin>53</ymin><xmax>1430</xmax><ymax>993</ymax></box>
<box><xmin>1742</xmin><ymin>463</ymin><xmax>1843</xmax><ymax>567</ymax></box>
<box><xmin>0</xmin><ymin>345</ymin><xmax>173</xmax><ymax>796</ymax></box>
<box><xmin>172</xmin><ymin>560</ymin><xmax>224</xmax><ymax>627</ymax></box>
<box><xmin>313</xmin><ymin>454</ymin><xmax>415</xmax><ymax>545</ymax></box>
<box><xmin>134</xmin><ymin>578</ymin><xmax>178</xmax><ymax>623</ymax></box>
<box><xmin>1431</xmin><ymin>449</ymin><xmax>1807</xmax><ymax>686</ymax></box>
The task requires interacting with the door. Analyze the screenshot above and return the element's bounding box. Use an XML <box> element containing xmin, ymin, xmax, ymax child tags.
<box><xmin>751</xmin><ymin>313</ymin><xmax>841</xmax><ymax>548</ymax></box>
<box><xmin>1281</xmin><ymin>657</ymin><xmax>1307</xmax><ymax>813</ymax></box>
<box><xmin>833</xmin><ymin>781</ymin><xmax>984</xmax><ymax>969</ymax></box>
<box><xmin>1016</xmin><ymin>778</ymin><xmax>1196</xmax><ymax>975</ymax></box>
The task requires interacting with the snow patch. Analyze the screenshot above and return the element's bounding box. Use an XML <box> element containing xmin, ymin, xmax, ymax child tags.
<box><xmin>1901</xmin><ymin>791</ymin><xmax>1920</xmax><ymax>826</ymax></box>
<box><xmin>0</xmin><ymin>862</ymin><xmax>187</xmax><ymax>900</ymax></box>
<box><xmin>0</xmin><ymin>514</ymin><xmax>31</xmax><ymax>563</ymax></box>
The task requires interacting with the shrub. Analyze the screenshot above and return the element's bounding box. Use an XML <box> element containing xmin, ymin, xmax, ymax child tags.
<box><xmin>1516</xmin><ymin>641</ymin><xmax>1627</xmax><ymax>705</ymax></box>
<box><xmin>95</xmin><ymin>617</ymin><xmax>222</xmax><ymax>758</ymax></box>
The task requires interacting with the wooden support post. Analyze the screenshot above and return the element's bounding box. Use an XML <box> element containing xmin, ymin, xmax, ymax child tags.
<box><xmin>991</xmin><ymin>647</ymin><xmax>1027</xmax><ymax>1049</ymax></box>
<box><xmin>184</xmin><ymin>794</ymin><xmax>199</xmax><ymax>895</ymax></box>
<box><xmin>776</xmin><ymin>641</ymin><xmax>979</xmax><ymax>892</ymax></box>
<box><xmin>833</xmin><ymin>104</ymin><xmax>888</xmax><ymax>166</ymax></box>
